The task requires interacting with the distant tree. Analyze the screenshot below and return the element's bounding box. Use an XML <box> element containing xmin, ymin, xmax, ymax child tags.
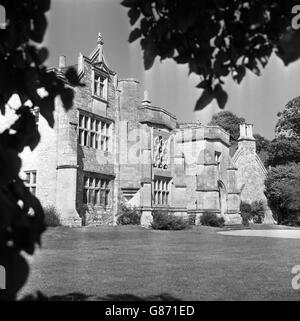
<box><xmin>266</xmin><ymin>137</ymin><xmax>300</xmax><ymax>167</ymax></box>
<box><xmin>0</xmin><ymin>0</ymin><xmax>81</xmax><ymax>300</ymax></box>
<box><xmin>253</xmin><ymin>133</ymin><xmax>270</xmax><ymax>166</ymax></box>
<box><xmin>122</xmin><ymin>0</ymin><xmax>300</xmax><ymax>110</ymax></box>
<box><xmin>253</xmin><ymin>133</ymin><xmax>270</xmax><ymax>154</ymax></box>
<box><xmin>265</xmin><ymin>163</ymin><xmax>300</xmax><ymax>225</ymax></box>
<box><xmin>275</xmin><ymin>96</ymin><xmax>300</xmax><ymax>138</ymax></box>
<box><xmin>208</xmin><ymin>111</ymin><xmax>245</xmax><ymax>141</ymax></box>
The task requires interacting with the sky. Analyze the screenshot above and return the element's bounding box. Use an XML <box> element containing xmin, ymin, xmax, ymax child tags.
<box><xmin>44</xmin><ymin>0</ymin><xmax>300</xmax><ymax>139</ymax></box>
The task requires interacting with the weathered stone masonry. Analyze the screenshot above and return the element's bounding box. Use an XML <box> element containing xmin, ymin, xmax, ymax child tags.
<box><xmin>20</xmin><ymin>34</ymin><xmax>273</xmax><ymax>227</ymax></box>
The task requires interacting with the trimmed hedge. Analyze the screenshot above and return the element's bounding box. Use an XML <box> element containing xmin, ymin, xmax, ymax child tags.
<box><xmin>151</xmin><ymin>211</ymin><xmax>189</xmax><ymax>230</ymax></box>
<box><xmin>200</xmin><ymin>212</ymin><xmax>225</xmax><ymax>227</ymax></box>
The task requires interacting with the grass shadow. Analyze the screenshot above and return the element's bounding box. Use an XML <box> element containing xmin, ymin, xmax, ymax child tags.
<box><xmin>20</xmin><ymin>291</ymin><xmax>181</xmax><ymax>301</ymax></box>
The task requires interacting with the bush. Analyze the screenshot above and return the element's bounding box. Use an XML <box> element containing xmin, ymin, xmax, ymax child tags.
<box><xmin>200</xmin><ymin>212</ymin><xmax>225</xmax><ymax>227</ymax></box>
<box><xmin>281</xmin><ymin>213</ymin><xmax>300</xmax><ymax>226</ymax></box>
<box><xmin>240</xmin><ymin>200</ymin><xmax>265</xmax><ymax>225</ymax></box>
<box><xmin>44</xmin><ymin>205</ymin><xmax>61</xmax><ymax>227</ymax></box>
<box><xmin>151</xmin><ymin>211</ymin><xmax>189</xmax><ymax>230</ymax></box>
<box><xmin>240</xmin><ymin>202</ymin><xmax>252</xmax><ymax>226</ymax></box>
<box><xmin>117</xmin><ymin>203</ymin><xmax>141</xmax><ymax>225</ymax></box>
<box><xmin>251</xmin><ymin>200</ymin><xmax>265</xmax><ymax>224</ymax></box>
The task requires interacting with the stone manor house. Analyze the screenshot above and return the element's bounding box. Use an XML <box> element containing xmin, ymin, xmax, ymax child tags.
<box><xmin>20</xmin><ymin>34</ymin><xmax>272</xmax><ymax>227</ymax></box>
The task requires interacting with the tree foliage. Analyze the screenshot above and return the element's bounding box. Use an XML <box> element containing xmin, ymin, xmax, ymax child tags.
<box><xmin>263</xmin><ymin>96</ymin><xmax>300</xmax><ymax>225</ymax></box>
<box><xmin>208</xmin><ymin>110</ymin><xmax>245</xmax><ymax>141</ymax></box>
<box><xmin>253</xmin><ymin>133</ymin><xmax>270</xmax><ymax>166</ymax></box>
<box><xmin>275</xmin><ymin>96</ymin><xmax>300</xmax><ymax>138</ymax></box>
<box><xmin>122</xmin><ymin>0</ymin><xmax>300</xmax><ymax>110</ymax></box>
<box><xmin>265</xmin><ymin>163</ymin><xmax>300</xmax><ymax>225</ymax></box>
<box><xmin>253</xmin><ymin>133</ymin><xmax>270</xmax><ymax>154</ymax></box>
<box><xmin>266</xmin><ymin>137</ymin><xmax>300</xmax><ymax>167</ymax></box>
<box><xmin>0</xmin><ymin>0</ymin><xmax>80</xmax><ymax>300</ymax></box>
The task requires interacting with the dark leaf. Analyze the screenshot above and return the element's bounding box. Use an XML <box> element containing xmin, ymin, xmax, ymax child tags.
<box><xmin>235</xmin><ymin>65</ymin><xmax>246</xmax><ymax>84</ymax></box>
<box><xmin>60</xmin><ymin>88</ymin><xmax>74</xmax><ymax>110</ymax></box>
<box><xmin>188</xmin><ymin>60</ymin><xmax>199</xmax><ymax>75</ymax></box>
<box><xmin>121</xmin><ymin>0</ymin><xmax>138</xmax><ymax>8</ymax></box>
<box><xmin>39</xmin><ymin>96</ymin><xmax>55</xmax><ymax>127</ymax></box>
<box><xmin>174</xmin><ymin>53</ymin><xmax>190</xmax><ymax>64</ymax></box>
<box><xmin>38</xmin><ymin>47</ymin><xmax>48</xmax><ymax>64</ymax></box>
<box><xmin>30</xmin><ymin>14</ymin><xmax>48</xmax><ymax>43</ymax></box>
<box><xmin>141</xmin><ymin>18</ymin><xmax>150</xmax><ymax>35</ymax></box>
<box><xmin>65</xmin><ymin>67</ymin><xmax>84</xmax><ymax>87</ymax></box>
<box><xmin>214</xmin><ymin>85</ymin><xmax>228</xmax><ymax>109</ymax></box>
<box><xmin>194</xmin><ymin>89</ymin><xmax>214</xmax><ymax>111</ymax></box>
<box><xmin>128</xmin><ymin>8</ymin><xmax>140</xmax><ymax>25</ymax></box>
<box><xmin>196</xmin><ymin>79</ymin><xmax>211</xmax><ymax>89</ymax></box>
<box><xmin>142</xmin><ymin>40</ymin><xmax>158</xmax><ymax>70</ymax></box>
<box><xmin>276</xmin><ymin>29</ymin><xmax>300</xmax><ymax>66</ymax></box>
<box><xmin>128</xmin><ymin>28</ymin><xmax>142</xmax><ymax>43</ymax></box>
<box><xmin>140</xmin><ymin>1</ymin><xmax>153</xmax><ymax>17</ymax></box>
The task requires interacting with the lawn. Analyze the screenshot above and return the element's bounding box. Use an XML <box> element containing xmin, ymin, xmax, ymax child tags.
<box><xmin>19</xmin><ymin>225</ymin><xmax>300</xmax><ymax>301</ymax></box>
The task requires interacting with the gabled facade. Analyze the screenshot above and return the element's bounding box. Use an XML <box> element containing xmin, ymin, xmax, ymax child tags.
<box><xmin>20</xmin><ymin>34</ymin><xmax>273</xmax><ymax>227</ymax></box>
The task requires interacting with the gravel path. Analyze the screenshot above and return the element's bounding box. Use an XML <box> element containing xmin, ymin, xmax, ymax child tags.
<box><xmin>219</xmin><ymin>229</ymin><xmax>300</xmax><ymax>239</ymax></box>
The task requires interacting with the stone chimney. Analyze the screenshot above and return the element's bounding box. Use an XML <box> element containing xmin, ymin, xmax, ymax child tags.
<box><xmin>142</xmin><ymin>90</ymin><xmax>151</xmax><ymax>106</ymax></box>
<box><xmin>238</xmin><ymin>123</ymin><xmax>256</xmax><ymax>153</ymax></box>
<box><xmin>58</xmin><ymin>55</ymin><xmax>66</xmax><ymax>70</ymax></box>
<box><xmin>97</xmin><ymin>32</ymin><xmax>104</xmax><ymax>62</ymax></box>
<box><xmin>238</xmin><ymin>123</ymin><xmax>254</xmax><ymax>140</ymax></box>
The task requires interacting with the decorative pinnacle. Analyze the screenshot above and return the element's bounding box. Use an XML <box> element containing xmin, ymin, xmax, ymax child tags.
<box><xmin>142</xmin><ymin>90</ymin><xmax>151</xmax><ymax>105</ymax></box>
<box><xmin>97</xmin><ymin>32</ymin><xmax>104</xmax><ymax>44</ymax></box>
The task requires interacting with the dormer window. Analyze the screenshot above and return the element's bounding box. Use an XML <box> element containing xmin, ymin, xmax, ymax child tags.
<box><xmin>93</xmin><ymin>72</ymin><xmax>107</xmax><ymax>100</ymax></box>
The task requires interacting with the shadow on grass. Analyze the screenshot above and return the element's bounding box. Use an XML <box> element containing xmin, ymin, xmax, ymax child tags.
<box><xmin>21</xmin><ymin>291</ymin><xmax>181</xmax><ymax>301</ymax></box>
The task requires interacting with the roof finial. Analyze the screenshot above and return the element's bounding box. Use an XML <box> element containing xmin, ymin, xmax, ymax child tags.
<box><xmin>97</xmin><ymin>32</ymin><xmax>104</xmax><ymax>44</ymax></box>
<box><xmin>142</xmin><ymin>90</ymin><xmax>151</xmax><ymax>106</ymax></box>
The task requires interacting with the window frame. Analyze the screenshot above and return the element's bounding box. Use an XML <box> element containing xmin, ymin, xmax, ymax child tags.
<box><xmin>215</xmin><ymin>151</ymin><xmax>221</xmax><ymax>171</ymax></box>
<box><xmin>83</xmin><ymin>174</ymin><xmax>112</xmax><ymax>207</ymax></box>
<box><xmin>153</xmin><ymin>176</ymin><xmax>170</xmax><ymax>206</ymax></box>
<box><xmin>24</xmin><ymin>170</ymin><xmax>37</xmax><ymax>196</ymax></box>
<box><xmin>92</xmin><ymin>70</ymin><xmax>108</xmax><ymax>101</ymax></box>
<box><xmin>78</xmin><ymin>111</ymin><xmax>112</xmax><ymax>152</ymax></box>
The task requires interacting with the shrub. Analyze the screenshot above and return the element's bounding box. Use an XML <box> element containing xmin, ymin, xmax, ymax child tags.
<box><xmin>44</xmin><ymin>205</ymin><xmax>61</xmax><ymax>227</ymax></box>
<box><xmin>251</xmin><ymin>200</ymin><xmax>265</xmax><ymax>224</ymax></box>
<box><xmin>240</xmin><ymin>200</ymin><xmax>265</xmax><ymax>225</ymax></box>
<box><xmin>117</xmin><ymin>203</ymin><xmax>141</xmax><ymax>225</ymax></box>
<box><xmin>200</xmin><ymin>212</ymin><xmax>225</xmax><ymax>227</ymax></box>
<box><xmin>281</xmin><ymin>213</ymin><xmax>300</xmax><ymax>226</ymax></box>
<box><xmin>240</xmin><ymin>202</ymin><xmax>252</xmax><ymax>226</ymax></box>
<box><xmin>151</xmin><ymin>211</ymin><xmax>189</xmax><ymax>230</ymax></box>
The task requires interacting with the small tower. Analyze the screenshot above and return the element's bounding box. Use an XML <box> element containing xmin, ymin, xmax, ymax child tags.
<box><xmin>238</xmin><ymin>123</ymin><xmax>256</xmax><ymax>154</ymax></box>
<box><xmin>97</xmin><ymin>32</ymin><xmax>104</xmax><ymax>62</ymax></box>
